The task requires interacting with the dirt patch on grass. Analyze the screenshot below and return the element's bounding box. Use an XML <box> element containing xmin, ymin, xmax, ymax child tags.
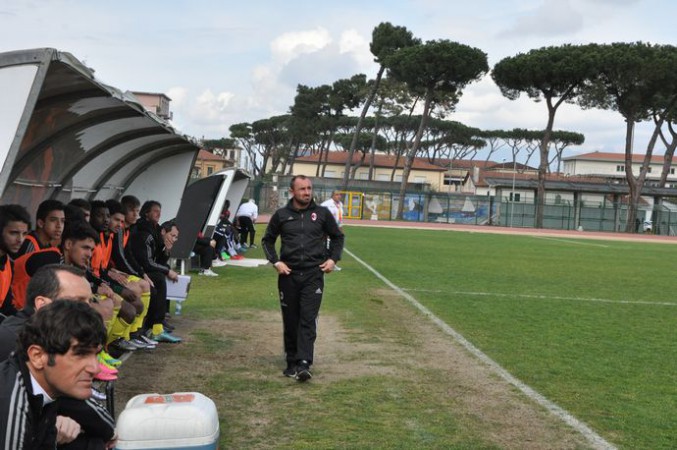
<box><xmin>115</xmin><ymin>291</ymin><xmax>593</xmax><ymax>449</ymax></box>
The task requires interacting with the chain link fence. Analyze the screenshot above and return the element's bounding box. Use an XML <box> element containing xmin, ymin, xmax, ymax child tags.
<box><xmin>243</xmin><ymin>179</ymin><xmax>677</xmax><ymax>236</ymax></box>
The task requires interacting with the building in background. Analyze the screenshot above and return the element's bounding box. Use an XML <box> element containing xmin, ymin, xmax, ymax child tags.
<box><xmin>130</xmin><ymin>91</ymin><xmax>173</xmax><ymax>120</ymax></box>
<box><xmin>562</xmin><ymin>151</ymin><xmax>677</xmax><ymax>187</ymax></box>
<box><xmin>192</xmin><ymin>149</ymin><xmax>231</xmax><ymax>179</ymax></box>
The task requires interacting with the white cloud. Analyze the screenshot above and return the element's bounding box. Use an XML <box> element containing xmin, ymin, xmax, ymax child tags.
<box><xmin>270</xmin><ymin>27</ymin><xmax>332</xmax><ymax>65</ymax></box>
<box><xmin>339</xmin><ymin>29</ymin><xmax>373</xmax><ymax>70</ymax></box>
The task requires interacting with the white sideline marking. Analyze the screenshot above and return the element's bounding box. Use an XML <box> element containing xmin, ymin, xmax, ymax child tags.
<box><xmin>346</xmin><ymin>248</ymin><xmax>617</xmax><ymax>450</ymax></box>
<box><xmin>533</xmin><ymin>236</ymin><xmax>610</xmax><ymax>248</ymax></box>
<box><xmin>403</xmin><ymin>289</ymin><xmax>677</xmax><ymax>307</ymax></box>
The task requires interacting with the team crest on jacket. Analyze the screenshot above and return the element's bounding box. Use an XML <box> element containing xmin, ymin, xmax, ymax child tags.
<box><xmin>311</xmin><ymin>212</ymin><xmax>317</xmax><ymax>221</ymax></box>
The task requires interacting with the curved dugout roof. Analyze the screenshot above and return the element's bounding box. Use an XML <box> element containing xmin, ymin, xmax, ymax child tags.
<box><xmin>0</xmin><ymin>48</ymin><xmax>200</xmax><ymax>219</ymax></box>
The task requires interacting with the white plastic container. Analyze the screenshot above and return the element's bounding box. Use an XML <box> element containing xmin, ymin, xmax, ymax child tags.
<box><xmin>115</xmin><ymin>392</ymin><xmax>219</xmax><ymax>450</ymax></box>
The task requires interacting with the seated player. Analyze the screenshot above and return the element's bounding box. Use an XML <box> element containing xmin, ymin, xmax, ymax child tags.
<box><xmin>129</xmin><ymin>202</ymin><xmax>181</xmax><ymax>343</ymax></box>
<box><xmin>0</xmin><ymin>204</ymin><xmax>30</xmax><ymax>316</ymax></box>
<box><xmin>14</xmin><ymin>199</ymin><xmax>65</xmax><ymax>257</ymax></box>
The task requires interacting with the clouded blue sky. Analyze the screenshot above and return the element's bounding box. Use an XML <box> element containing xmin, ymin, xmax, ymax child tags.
<box><xmin>1</xmin><ymin>0</ymin><xmax>673</xmax><ymax>160</ymax></box>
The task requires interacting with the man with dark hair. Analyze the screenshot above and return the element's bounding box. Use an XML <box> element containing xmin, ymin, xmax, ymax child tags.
<box><xmin>0</xmin><ymin>266</ymin><xmax>116</xmax><ymax>448</ymax></box>
<box><xmin>120</xmin><ymin>195</ymin><xmax>141</xmax><ymax>232</ymax></box>
<box><xmin>15</xmin><ymin>199</ymin><xmax>65</xmax><ymax>257</ymax></box>
<box><xmin>129</xmin><ymin>206</ymin><xmax>181</xmax><ymax>343</ymax></box>
<box><xmin>0</xmin><ymin>204</ymin><xmax>31</xmax><ymax>315</ymax></box>
<box><xmin>11</xmin><ymin>219</ymin><xmax>94</xmax><ymax>311</ymax></box>
<box><xmin>103</xmin><ymin>199</ymin><xmax>155</xmax><ymax>350</ymax></box>
<box><xmin>0</xmin><ymin>300</ymin><xmax>111</xmax><ymax>449</ymax></box>
<box><xmin>262</xmin><ymin>175</ymin><xmax>344</xmax><ymax>382</ymax></box>
<box><xmin>0</xmin><ymin>264</ymin><xmax>92</xmax><ymax>361</ymax></box>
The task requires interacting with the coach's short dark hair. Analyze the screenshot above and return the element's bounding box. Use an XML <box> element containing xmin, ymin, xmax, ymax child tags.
<box><xmin>0</xmin><ymin>204</ymin><xmax>31</xmax><ymax>232</ymax></box>
<box><xmin>290</xmin><ymin>175</ymin><xmax>310</xmax><ymax>189</ymax></box>
<box><xmin>25</xmin><ymin>264</ymin><xmax>87</xmax><ymax>311</ymax></box>
<box><xmin>36</xmin><ymin>199</ymin><xmax>65</xmax><ymax>222</ymax></box>
<box><xmin>18</xmin><ymin>299</ymin><xmax>105</xmax><ymax>361</ymax></box>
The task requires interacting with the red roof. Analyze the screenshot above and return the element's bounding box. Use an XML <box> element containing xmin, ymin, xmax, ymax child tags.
<box><xmin>295</xmin><ymin>152</ymin><xmax>447</xmax><ymax>171</ymax></box>
<box><xmin>563</xmin><ymin>151</ymin><xmax>677</xmax><ymax>164</ymax></box>
<box><xmin>197</xmin><ymin>149</ymin><xmax>226</xmax><ymax>161</ymax></box>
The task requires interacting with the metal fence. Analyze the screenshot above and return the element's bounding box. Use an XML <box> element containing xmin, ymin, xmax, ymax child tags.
<box><xmin>245</xmin><ymin>181</ymin><xmax>677</xmax><ymax>236</ymax></box>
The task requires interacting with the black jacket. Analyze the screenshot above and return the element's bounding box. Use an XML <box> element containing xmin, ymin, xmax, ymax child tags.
<box><xmin>111</xmin><ymin>228</ymin><xmax>143</xmax><ymax>278</ymax></box>
<box><xmin>129</xmin><ymin>219</ymin><xmax>169</xmax><ymax>275</ymax></box>
<box><xmin>262</xmin><ymin>199</ymin><xmax>344</xmax><ymax>270</ymax></box>
<box><xmin>0</xmin><ymin>308</ymin><xmax>31</xmax><ymax>362</ymax></box>
<box><xmin>0</xmin><ymin>353</ymin><xmax>58</xmax><ymax>449</ymax></box>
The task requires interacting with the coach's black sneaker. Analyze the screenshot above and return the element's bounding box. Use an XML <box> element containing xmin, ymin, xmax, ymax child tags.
<box><xmin>295</xmin><ymin>360</ymin><xmax>312</xmax><ymax>382</ymax></box>
<box><xmin>283</xmin><ymin>363</ymin><xmax>296</xmax><ymax>378</ymax></box>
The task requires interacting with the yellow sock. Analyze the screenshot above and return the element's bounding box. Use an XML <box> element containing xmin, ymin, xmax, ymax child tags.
<box><xmin>107</xmin><ymin>317</ymin><xmax>131</xmax><ymax>345</ymax></box>
<box><xmin>152</xmin><ymin>323</ymin><xmax>164</xmax><ymax>336</ymax></box>
<box><xmin>130</xmin><ymin>291</ymin><xmax>151</xmax><ymax>333</ymax></box>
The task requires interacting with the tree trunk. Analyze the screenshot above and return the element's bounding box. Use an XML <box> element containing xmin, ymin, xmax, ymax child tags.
<box><xmin>286</xmin><ymin>141</ymin><xmax>301</xmax><ymax>175</ymax></box>
<box><xmin>350</xmin><ymin>151</ymin><xmax>367</xmax><ymax>179</ymax></box>
<box><xmin>623</xmin><ymin>120</ymin><xmax>639</xmax><ymax>233</ymax></box>
<box><xmin>342</xmin><ymin>66</ymin><xmax>386</xmax><ymax>190</ymax></box>
<box><xmin>320</xmin><ymin>130</ymin><xmax>336</xmax><ymax>177</ymax></box>
<box><xmin>535</xmin><ymin>101</ymin><xmax>556</xmax><ymax>228</ymax></box>
<box><xmin>395</xmin><ymin>89</ymin><xmax>433</xmax><ymax>220</ymax></box>
<box><xmin>659</xmin><ymin>139</ymin><xmax>677</xmax><ymax>186</ymax></box>
<box><xmin>367</xmin><ymin>112</ymin><xmax>381</xmax><ymax>180</ymax></box>
<box><xmin>625</xmin><ymin>118</ymin><xmax>662</xmax><ymax>231</ymax></box>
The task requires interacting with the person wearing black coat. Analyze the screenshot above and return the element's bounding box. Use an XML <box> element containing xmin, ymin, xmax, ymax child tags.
<box><xmin>261</xmin><ymin>175</ymin><xmax>344</xmax><ymax>382</ymax></box>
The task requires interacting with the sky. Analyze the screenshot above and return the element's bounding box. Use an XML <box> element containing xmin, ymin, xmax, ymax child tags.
<box><xmin>1</xmin><ymin>0</ymin><xmax>675</xmax><ymax>162</ymax></box>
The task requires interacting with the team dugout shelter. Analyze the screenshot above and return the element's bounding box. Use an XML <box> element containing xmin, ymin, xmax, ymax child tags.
<box><xmin>0</xmin><ymin>48</ymin><xmax>201</xmax><ymax>220</ymax></box>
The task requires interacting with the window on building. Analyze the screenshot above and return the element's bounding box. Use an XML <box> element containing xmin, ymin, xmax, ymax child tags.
<box><xmin>647</xmin><ymin>166</ymin><xmax>652</xmax><ymax>173</ymax></box>
<box><xmin>616</xmin><ymin>165</ymin><xmax>625</xmax><ymax>172</ymax></box>
<box><xmin>207</xmin><ymin>166</ymin><xmax>214</xmax><ymax>175</ymax></box>
<box><xmin>509</xmin><ymin>192</ymin><xmax>520</xmax><ymax>202</ymax></box>
<box><xmin>671</xmin><ymin>168</ymin><xmax>675</xmax><ymax>175</ymax></box>
<box><xmin>414</xmin><ymin>176</ymin><xmax>426</xmax><ymax>184</ymax></box>
<box><xmin>324</xmin><ymin>170</ymin><xmax>337</xmax><ymax>178</ymax></box>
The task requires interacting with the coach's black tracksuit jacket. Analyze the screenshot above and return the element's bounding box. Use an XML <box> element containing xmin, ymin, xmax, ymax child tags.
<box><xmin>261</xmin><ymin>199</ymin><xmax>344</xmax><ymax>269</ymax></box>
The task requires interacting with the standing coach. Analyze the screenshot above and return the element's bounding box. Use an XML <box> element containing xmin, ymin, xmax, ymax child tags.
<box><xmin>262</xmin><ymin>175</ymin><xmax>344</xmax><ymax>382</ymax></box>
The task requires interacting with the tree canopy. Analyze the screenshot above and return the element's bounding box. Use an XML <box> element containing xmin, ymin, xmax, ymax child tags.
<box><xmin>387</xmin><ymin>39</ymin><xmax>488</xmax><ymax>219</ymax></box>
<box><xmin>492</xmin><ymin>44</ymin><xmax>600</xmax><ymax>228</ymax></box>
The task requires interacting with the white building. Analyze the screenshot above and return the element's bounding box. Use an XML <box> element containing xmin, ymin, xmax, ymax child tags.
<box><xmin>562</xmin><ymin>151</ymin><xmax>677</xmax><ymax>187</ymax></box>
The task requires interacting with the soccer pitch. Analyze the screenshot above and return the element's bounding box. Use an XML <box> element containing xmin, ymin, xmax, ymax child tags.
<box><xmin>342</xmin><ymin>226</ymin><xmax>676</xmax><ymax>449</ymax></box>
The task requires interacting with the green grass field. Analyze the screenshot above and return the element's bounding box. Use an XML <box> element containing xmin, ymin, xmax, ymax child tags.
<box><xmin>124</xmin><ymin>225</ymin><xmax>676</xmax><ymax>449</ymax></box>
<box><xmin>341</xmin><ymin>227</ymin><xmax>677</xmax><ymax>449</ymax></box>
